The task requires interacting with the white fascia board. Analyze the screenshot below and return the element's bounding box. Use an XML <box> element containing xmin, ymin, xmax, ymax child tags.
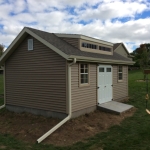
<box><xmin>0</xmin><ymin>27</ymin><xmax>27</xmax><ymax>63</ymax></box>
<box><xmin>55</xmin><ymin>33</ymin><xmax>81</xmax><ymax>39</ymax></box>
<box><xmin>0</xmin><ymin>28</ymin><xmax>68</xmax><ymax>65</ymax></box>
<box><xmin>55</xmin><ymin>33</ymin><xmax>113</xmax><ymax>46</ymax></box>
<box><xmin>80</xmin><ymin>35</ymin><xmax>113</xmax><ymax>46</ymax></box>
<box><xmin>68</xmin><ymin>55</ymin><xmax>135</xmax><ymax>65</ymax></box>
<box><xmin>122</xmin><ymin>43</ymin><xmax>130</xmax><ymax>55</ymax></box>
<box><xmin>113</xmin><ymin>43</ymin><xmax>121</xmax><ymax>51</ymax></box>
<box><xmin>25</xmin><ymin>29</ymin><xmax>68</xmax><ymax>59</ymax></box>
<box><xmin>115</xmin><ymin>43</ymin><xmax>130</xmax><ymax>55</ymax></box>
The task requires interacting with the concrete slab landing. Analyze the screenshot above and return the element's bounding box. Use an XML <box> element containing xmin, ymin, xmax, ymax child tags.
<box><xmin>97</xmin><ymin>101</ymin><xmax>134</xmax><ymax>114</ymax></box>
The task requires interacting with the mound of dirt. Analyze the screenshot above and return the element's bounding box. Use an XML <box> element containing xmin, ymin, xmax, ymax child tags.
<box><xmin>0</xmin><ymin>108</ymin><xmax>136</xmax><ymax>146</ymax></box>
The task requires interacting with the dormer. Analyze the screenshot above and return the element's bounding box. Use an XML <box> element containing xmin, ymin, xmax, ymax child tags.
<box><xmin>55</xmin><ymin>34</ymin><xmax>113</xmax><ymax>55</ymax></box>
<box><xmin>113</xmin><ymin>43</ymin><xmax>134</xmax><ymax>60</ymax></box>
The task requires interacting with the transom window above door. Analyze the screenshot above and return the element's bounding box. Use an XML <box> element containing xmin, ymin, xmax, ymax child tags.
<box><xmin>99</xmin><ymin>67</ymin><xmax>111</xmax><ymax>72</ymax></box>
<box><xmin>99</xmin><ymin>67</ymin><xmax>104</xmax><ymax>72</ymax></box>
<box><xmin>80</xmin><ymin>64</ymin><xmax>89</xmax><ymax>86</ymax></box>
<box><xmin>107</xmin><ymin>68</ymin><xmax>111</xmax><ymax>72</ymax></box>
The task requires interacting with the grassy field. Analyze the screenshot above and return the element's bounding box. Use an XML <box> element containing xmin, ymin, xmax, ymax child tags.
<box><xmin>1</xmin><ymin>71</ymin><xmax>150</xmax><ymax>150</ymax></box>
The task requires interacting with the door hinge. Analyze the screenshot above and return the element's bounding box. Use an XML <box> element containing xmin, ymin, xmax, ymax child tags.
<box><xmin>112</xmin><ymin>99</ymin><xmax>113</xmax><ymax>100</ymax></box>
<box><xmin>111</xmin><ymin>85</ymin><xmax>113</xmax><ymax>86</ymax></box>
<box><xmin>97</xmin><ymin>87</ymin><xmax>99</xmax><ymax>89</ymax></box>
<box><xmin>98</xmin><ymin>103</ymin><xmax>99</xmax><ymax>105</ymax></box>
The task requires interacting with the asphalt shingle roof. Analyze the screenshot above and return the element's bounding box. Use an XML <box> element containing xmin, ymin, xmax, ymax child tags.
<box><xmin>113</xmin><ymin>43</ymin><xmax>121</xmax><ymax>51</ymax></box>
<box><xmin>27</xmin><ymin>27</ymin><xmax>132</xmax><ymax>62</ymax></box>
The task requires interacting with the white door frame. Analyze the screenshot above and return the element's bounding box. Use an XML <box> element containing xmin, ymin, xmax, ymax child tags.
<box><xmin>97</xmin><ymin>65</ymin><xmax>113</xmax><ymax>105</ymax></box>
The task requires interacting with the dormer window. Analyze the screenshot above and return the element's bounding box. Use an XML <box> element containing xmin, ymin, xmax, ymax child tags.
<box><xmin>99</xmin><ymin>46</ymin><xmax>111</xmax><ymax>52</ymax></box>
<box><xmin>82</xmin><ymin>43</ymin><xmax>87</xmax><ymax>48</ymax></box>
<box><xmin>28</xmin><ymin>39</ymin><xmax>33</xmax><ymax>50</ymax></box>
<box><xmin>82</xmin><ymin>42</ymin><xmax>97</xmax><ymax>49</ymax></box>
<box><xmin>80</xmin><ymin>39</ymin><xmax>112</xmax><ymax>55</ymax></box>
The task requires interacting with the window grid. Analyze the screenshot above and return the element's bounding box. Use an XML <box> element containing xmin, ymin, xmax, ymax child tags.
<box><xmin>80</xmin><ymin>64</ymin><xmax>89</xmax><ymax>84</ymax></box>
<box><xmin>81</xmin><ymin>42</ymin><xmax>111</xmax><ymax>52</ymax></box>
<box><xmin>99</xmin><ymin>46</ymin><xmax>111</xmax><ymax>52</ymax></box>
<box><xmin>118</xmin><ymin>66</ymin><xmax>123</xmax><ymax>80</ymax></box>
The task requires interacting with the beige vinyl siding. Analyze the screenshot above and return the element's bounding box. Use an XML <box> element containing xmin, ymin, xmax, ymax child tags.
<box><xmin>5</xmin><ymin>34</ymin><xmax>67</xmax><ymax>113</ymax></box>
<box><xmin>61</xmin><ymin>38</ymin><xmax>79</xmax><ymax>49</ymax></box>
<box><xmin>115</xmin><ymin>45</ymin><xmax>128</xmax><ymax>58</ymax></box>
<box><xmin>71</xmin><ymin>63</ymin><xmax>97</xmax><ymax>112</ymax></box>
<box><xmin>113</xmin><ymin>65</ymin><xmax>128</xmax><ymax>100</ymax></box>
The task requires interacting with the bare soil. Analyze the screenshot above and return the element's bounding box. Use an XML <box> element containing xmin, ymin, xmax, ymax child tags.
<box><xmin>0</xmin><ymin>108</ymin><xmax>136</xmax><ymax>146</ymax></box>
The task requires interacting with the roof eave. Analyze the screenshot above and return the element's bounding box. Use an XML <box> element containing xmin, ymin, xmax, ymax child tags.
<box><xmin>55</xmin><ymin>33</ymin><xmax>113</xmax><ymax>46</ymax></box>
<box><xmin>0</xmin><ymin>27</ymin><xmax>69</xmax><ymax>65</ymax></box>
<box><xmin>114</xmin><ymin>43</ymin><xmax>130</xmax><ymax>55</ymax></box>
<box><xmin>67</xmin><ymin>55</ymin><xmax>135</xmax><ymax>65</ymax></box>
<box><xmin>128</xmin><ymin>55</ymin><xmax>134</xmax><ymax>58</ymax></box>
<box><xmin>0</xmin><ymin>27</ymin><xmax>28</xmax><ymax>65</ymax></box>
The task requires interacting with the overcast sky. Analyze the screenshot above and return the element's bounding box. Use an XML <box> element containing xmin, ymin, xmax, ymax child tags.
<box><xmin>0</xmin><ymin>0</ymin><xmax>150</xmax><ymax>52</ymax></box>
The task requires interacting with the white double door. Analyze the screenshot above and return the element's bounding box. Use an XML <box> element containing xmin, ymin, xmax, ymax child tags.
<box><xmin>98</xmin><ymin>65</ymin><xmax>112</xmax><ymax>104</ymax></box>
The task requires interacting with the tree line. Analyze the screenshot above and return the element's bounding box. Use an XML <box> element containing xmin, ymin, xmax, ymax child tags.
<box><xmin>0</xmin><ymin>44</ymin><xmax>4</xmax><ymax>57</ymax></box>
<box><xmin>131</xmin><ymin>44</ymin><xmax>150</xmax><ymax>67</ymax></box>
<box><xmin>130</xmin><ymin>43</ymin><xmax>150</xmax><ymax>79</ymax></box>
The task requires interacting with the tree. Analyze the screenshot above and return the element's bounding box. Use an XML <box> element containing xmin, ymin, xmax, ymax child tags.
<box><xmin>0</xmin><ymin>44</ymin><xmax>4</xmax><ymax>57</ymax></box>
<box><xmin>133</xmin><ymin>43</ymin><xmax>150</xmax><ymax>80</ymax></box>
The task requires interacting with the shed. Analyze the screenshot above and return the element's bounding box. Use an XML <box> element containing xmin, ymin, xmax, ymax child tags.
<box><xmin>0</xmin><ymin>27</ymin><xmax>134</xmax><ymax>119</ymax></box>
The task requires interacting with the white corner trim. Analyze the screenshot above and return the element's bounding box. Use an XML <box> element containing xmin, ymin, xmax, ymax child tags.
<box><xmin>37</xmin><ymin>58</ymin><xmax>76</xmax><ymax>143</ymax></box>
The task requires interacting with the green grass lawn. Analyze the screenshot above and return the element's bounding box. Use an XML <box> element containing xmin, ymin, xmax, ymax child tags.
<box><xmin>1</xmin><ymin>71</ymin><xmax>150</xmax><ymax>150</ymax></box>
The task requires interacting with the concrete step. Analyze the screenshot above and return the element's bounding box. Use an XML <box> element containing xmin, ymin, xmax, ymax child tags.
<box><xmin>97</xmin><ymin>101</ymin><xmax>134</xmax><ymax>115</ymax></box>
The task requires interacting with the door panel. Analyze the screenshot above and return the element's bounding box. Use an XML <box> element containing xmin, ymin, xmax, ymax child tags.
<box><xmin>98</xmin><ymin>65</ymin><xmax>112</xmax><ymax>104</ymax></box>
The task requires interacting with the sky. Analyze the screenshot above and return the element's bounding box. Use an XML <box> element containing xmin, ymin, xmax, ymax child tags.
<box><xmin>0</xmin><ymin>0</ymin><xmax>150</xmax><ymax>52</ymax></box>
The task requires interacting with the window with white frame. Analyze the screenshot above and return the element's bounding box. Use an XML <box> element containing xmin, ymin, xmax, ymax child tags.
<box><xmin>80</xmin><ymin>64</ymin><xmax>89</xmax><ymax>84</ymax></box>
<box><xmin>28</xmin><ymin>39</ymin><xmax>33</xmax><ymax>50</ymax></box>
<box><xmin>118</xmin><ymin>66</ymin><xmax>123</xmax><ymax>81</ymax></box>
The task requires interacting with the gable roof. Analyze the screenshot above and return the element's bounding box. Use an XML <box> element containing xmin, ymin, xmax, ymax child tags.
<box><xmin>113</xmin><ymin>43</ymin><xmax>121</xmax><ymax>51</ymax></box>
<box><xmin>0</xmin><ymin>27</ymin><xmax>134</xmax><ymax>65</ymax></box>
<box><xmin>113</xmin><ymin>42</ymin><xmax>134</xmax><ymax>59</ymax></box>
<box><xmin>114</xmin><ymin>42</ymin><xmax>130</xmax><ymax>55</ymax></box>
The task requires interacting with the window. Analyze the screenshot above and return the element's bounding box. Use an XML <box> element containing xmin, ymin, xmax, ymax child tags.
<box><xmin>99</xmin><ymin>67</ymin><xmax>104</xmax><ymax>72</ymax></box>
<box><xmin>118</xmin><ymin>66</ymin><xmax>123</xmax><ymax>81</ymax></box>
<box><xmin>80</xmin><ymin>64</ymin><xmax>89</xmax><ymax>85</ymax></box>
<box><xmin>99</xmin><ymin>46</ymin><xmax>111</xmax><ymax>52</ymax></box>
<box><xmin>107</xmin><ymin>68</ymin><xmax>111</xmax><ymax>72</ymax></box>
<box><xmin>28</xmin><ymin>39</ymin><xmax>33</xmax><ymax>50</ymax></box>
<box><xmin>82</xmin><ymin>42</ymin><xmax>97</xmax><ymax>49</ymax></box>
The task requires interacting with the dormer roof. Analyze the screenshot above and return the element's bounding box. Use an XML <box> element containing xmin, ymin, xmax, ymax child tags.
<box><xmin>0</xmin><ymin>27</ymin><xmax>134</xmax><ymax>65</ymax></box>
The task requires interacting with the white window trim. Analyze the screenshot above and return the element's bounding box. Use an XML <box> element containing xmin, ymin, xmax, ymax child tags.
<box><xmin>118</xmin><ymin>66</ymin><xmax>123</xmax><ymax>82</ymax></box>
<box><xmin>79</xmin><ymin>63</ymin><xmax>90</xmax><ymax>87</ymax></box>
<box><xmin>28</xmin><ymin>39</ymin><xmax>33</xmax><ymax>51</ymax></box>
